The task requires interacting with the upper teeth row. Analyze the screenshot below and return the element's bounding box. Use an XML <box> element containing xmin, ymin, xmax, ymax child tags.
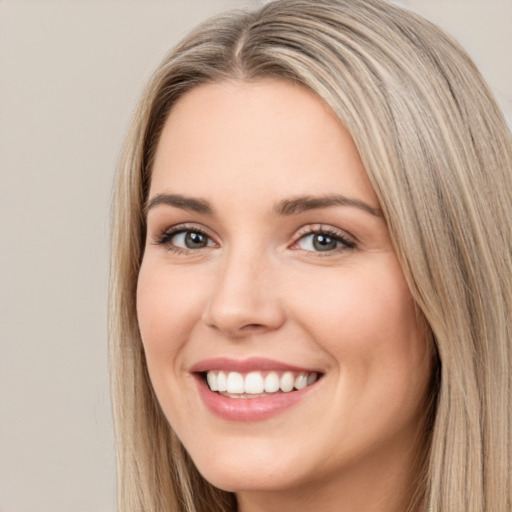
<box><xmin>206</xmin><ymin>370</ymin><xmax>318</xmax><ymax>395</ymax></box>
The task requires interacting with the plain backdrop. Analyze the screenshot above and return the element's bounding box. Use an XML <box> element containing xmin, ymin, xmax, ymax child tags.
<box><xmin>0</xmin><ymin>1</ymin><xmax>510</xmax><ymax>511</ymax></box>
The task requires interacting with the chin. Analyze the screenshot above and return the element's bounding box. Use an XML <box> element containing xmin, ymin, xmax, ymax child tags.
<box><xmin>200</xmin><ymin>467</ymin><xmax>298</xmax><ymax>494</ymax></box>
<box><xmin>187</xmin><ymin>442</ymin><xmax>305</xmax><ymax>493</ymax></box>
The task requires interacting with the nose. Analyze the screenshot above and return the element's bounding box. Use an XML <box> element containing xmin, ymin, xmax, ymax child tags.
<box><xmin>201</xmin><ymin>247</ymin><xmax>286</xmax><ymax>338</ymax></box>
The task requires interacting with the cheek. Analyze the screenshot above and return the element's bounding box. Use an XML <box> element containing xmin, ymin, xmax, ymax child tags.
<box><xmin>289</xmin><ymin>260</ymin><xmax>429</xmax><ymax>395</ymax></box>
<box><xmin>294</xmin><ymin>265</ymin><xmax>431</xmax><ymax>451</ymax></box>
<box><xmin>136</xmin><ymin>260</ymin><xmax>213</xmax><ymax>425</ymax></box>
<box><xmin>293</xmin><ymin>262</ymin><xmax>418</xmax><ymax>343</ymax></box>
<box><xmin>136</xmin><ymin>260</ymin><xmax>207</xmax><ymax>362</ymax></box>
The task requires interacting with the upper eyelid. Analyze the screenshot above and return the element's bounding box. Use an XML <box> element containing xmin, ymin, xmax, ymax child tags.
<box><xmin>154</xmin><ymin>222</ymin><xmax>215</xmax><ymax>237</ymax></box>
<box><xmin>293</xmin><ymin>224</ymin><xmax>356</xmax><ymax>242</ymax></box>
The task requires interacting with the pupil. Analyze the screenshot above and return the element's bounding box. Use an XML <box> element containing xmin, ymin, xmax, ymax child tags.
<box><xmin>185</xmin><ymin>231</ymin><xmax>207</xmax><ymax>248</ymax></box>
<box><xmin>313</xmin><ymin>234</ymin><xmax>337</xmax><ymax>251</ymax></box>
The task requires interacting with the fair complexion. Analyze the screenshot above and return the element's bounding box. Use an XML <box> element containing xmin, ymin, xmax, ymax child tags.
<box><xmin>137</xmin><ymin>80</ymin><xmax>432</xmax><ymax>512</ymax></box>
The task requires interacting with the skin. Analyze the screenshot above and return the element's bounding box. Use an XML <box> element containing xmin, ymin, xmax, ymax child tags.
<box><xmin>137</xmin><ymin>80</ymin><xmax>433</xmax><ymax>512</ymax></box>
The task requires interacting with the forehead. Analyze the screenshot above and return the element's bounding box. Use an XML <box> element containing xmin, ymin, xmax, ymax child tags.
<box><xmin>150</xmin><ymin>79</ymin><xmax>378</xmax><ymax>206</ymax></box>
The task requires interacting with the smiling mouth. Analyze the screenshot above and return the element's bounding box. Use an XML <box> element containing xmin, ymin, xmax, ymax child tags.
<box><xmin>202</xmin><ymin>370</ymin><xmax>320</xmax><ymax>398</ymax></box>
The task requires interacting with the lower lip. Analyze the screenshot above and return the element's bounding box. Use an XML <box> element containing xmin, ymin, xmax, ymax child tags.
<box><xmin>194</xmin><ymin>375</ymin><xmax>318</xmax><ymax>422</ymax></box>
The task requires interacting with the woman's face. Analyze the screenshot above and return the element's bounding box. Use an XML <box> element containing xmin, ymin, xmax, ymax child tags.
<box><xmin>137</xmin><ymin>80</ymin><xmax>432</xmax><ymax>504</ymax></box>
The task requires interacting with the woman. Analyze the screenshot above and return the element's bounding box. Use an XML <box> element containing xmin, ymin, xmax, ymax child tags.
<box><xmin>109</xmin><ymin>0</ymin><xmax>512</xmax><ymax>510</ymax></box>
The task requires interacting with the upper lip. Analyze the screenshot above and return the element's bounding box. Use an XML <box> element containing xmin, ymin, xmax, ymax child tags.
<box><xmin>190</xmin><ymin>357</ymin><xmax>320</xmax><ymax>374</ymax></box>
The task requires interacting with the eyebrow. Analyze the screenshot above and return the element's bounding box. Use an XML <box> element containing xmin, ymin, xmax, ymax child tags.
<box><xmin>273</xmin><ymin>194</ymin><xmax>382</xmax><ymax>217</ymax></box>
<box><xmin>144</xmin><ymin>192</ymin><xmax>381</xmax><ymax>218</ymax></box>
<box><xmin>144</xmin><ymin>193</ymin><xmax>214</xmax><ymax>215</ymax></box>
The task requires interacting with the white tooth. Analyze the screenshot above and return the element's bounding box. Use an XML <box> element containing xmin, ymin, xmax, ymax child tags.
<box><xmin>306</xmin><ymin>372</ymin><xmax>318</xmax><ymax>386</ymax></box>
<box><xmin>206</xmin><ymin>371</ymin><xmax>218</xmax><ymax>391</ymax></box>
<box><xmin>217</xmin><ymin>371</ymin><xmax>227</xmax><ymax>392</ymax></box>
<box><xmin>280</xmin><ymin>371</ymin><xmax>294</xmax><ymax>392</ymax></box>
<box><xmin>226</xmin><ymin>372</ymin><xmax>244</xmax><ymax>394</ymax></box>
<box><xmin>264</xmin><ymin>372</ymin><xmax>280</xmax><ymax>393</ymax></box>
<box><xmin>244</xmin><ymin>372</ymin><xmax>264</xmax><ymax>394</ymax></box>
<box><xmin>294</xmin><ymin>373</ymin><xmax>308</xmax><ymax>390</ymax></box>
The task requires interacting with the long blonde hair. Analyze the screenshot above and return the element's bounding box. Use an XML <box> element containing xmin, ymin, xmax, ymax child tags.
<box><xmin>109</xmin><ymin>0</ymin><xmax>512</xmax><ymax>510</ymax></box>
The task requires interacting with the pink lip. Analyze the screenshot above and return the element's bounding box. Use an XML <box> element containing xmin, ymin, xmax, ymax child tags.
<box><xmin>193</xmin><ymin>376</ymin><xmax>318</xmax><ymax>422</ymax></box>
<box><xmin>190</xmin><ymin>357</ymin><xmax>318</xmax><ymax>373</ymax></box>
<box><xmin>190</xmin><ymin>357</ymin><xmax>321</xmax><ymax>422</ymax></box>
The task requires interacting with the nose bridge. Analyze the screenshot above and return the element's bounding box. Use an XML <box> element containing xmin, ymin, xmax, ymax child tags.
<box><xmin>202</xmin><ymin>239</ymin><xmax>284</xmax><ymax>336</ymax></box>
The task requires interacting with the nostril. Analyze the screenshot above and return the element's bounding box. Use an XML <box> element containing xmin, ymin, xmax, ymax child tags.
<box><xmin>239</xmin><ymin>323</ymin><xmax>268</xmax><ymax>333</ymax></box>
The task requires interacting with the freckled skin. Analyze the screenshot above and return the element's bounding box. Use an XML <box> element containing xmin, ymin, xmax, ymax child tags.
<box><xmin>137</xmin><ymin>80</ymin><xmax>433</xmax><ymax>512</ymax></box>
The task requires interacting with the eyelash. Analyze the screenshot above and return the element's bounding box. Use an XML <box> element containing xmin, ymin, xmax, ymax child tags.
<box><xmin>292</xmin><ymin>226</ymin><xmax>356</xmax><ymax>256</ymax></box>
<box><xmin>153</xmin><ymin>224</ymin><xmax>213</xmax><ymax>255</ymax></box>
<box><xmin>152</xmin><ymin>224</ymin><xmax>357</xmax><ymax>256</ymax></box>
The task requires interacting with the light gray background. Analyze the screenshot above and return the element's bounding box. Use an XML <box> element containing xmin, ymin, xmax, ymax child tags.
<box><xmin>0</xmin><ymin>1</ymin><xmax>510</xmax><ymax>511</ymax></box>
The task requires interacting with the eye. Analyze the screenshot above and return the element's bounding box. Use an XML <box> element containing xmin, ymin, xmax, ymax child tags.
<box><xmin>172</xmin><ymin>230</ymin><xmax>213</xmax><ymax>249</ymax></box>
<box><xmin>154</xmin><ymin>225</ymin><xmax>216</xmax><ymax>252</ymax></box>
<box><xmin>293</xmin><ymin>227</ymin><xmax>356</xmax><ymax>253</ymax></box>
